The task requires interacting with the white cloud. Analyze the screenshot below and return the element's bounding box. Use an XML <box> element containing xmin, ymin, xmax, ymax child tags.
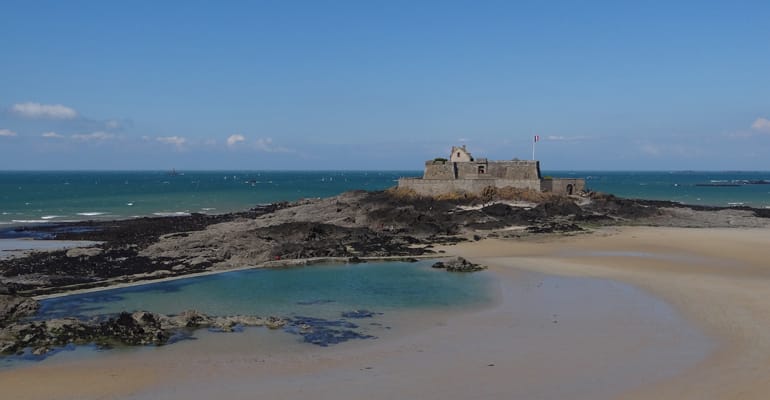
<box><xmin>41</xmin><ymin>131</ymin><xmax>63</xmax><ymax>138</ymax></box>
<box><xmin>11</xmin><ymin>102</ymin><xmax>78</xmax><ymax>119</ymax></box>
<box><xmin>751</xmin><ymin>117</ymin><xmax>770</xmax><ymax>132</ymax></box>
<box><xmin>254</xmin><ymin>137</ymin><xmax>292</xmax><ymax>153</ymax></box>
<box><xmin>0</xmin><ymin>128</ymin><xmax>17</xmax><ymax>137</ymax></box>
<box><xmin>156</xmin><ymin>136</ymin><xmax>187</xmax><ymax>149</ymax></box>
<box><xmin>105</xmin><ymin>119</ymin><xmax>121</xmax><ymax>130</ymax></box>
<box><xmin>227</xmin><ymin>134</ymin><xmax>245</xmax><ymax>147</ymax></box>
<box><xmin>71</xmin><ymin>131</ymin><xmax>115</xmax><ymax>141</ymax></box>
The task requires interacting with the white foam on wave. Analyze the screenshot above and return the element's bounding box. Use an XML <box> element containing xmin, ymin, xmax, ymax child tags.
<box><xmin>41</xmin><ymin>215</ymin><xmax>65</xmax><ymax>220</ymax></box>
<box><xmin>152</xmin><ymin>212</ymin><xmax>191</xmax><ymax>217</ymax></box>
<box><xmin>201</xmin><ymin>208</ymin><xmax>216</xmax><ymax>211</ymax></box>
<box><xmin>12</xmin><ymin>219</ymin><xmax>54</xmax><ymax>224</ymax></box>
<box><xmin>77</xmin><ymin>212</ymin><xmax>108</xmax><ymax>216</ymax></box>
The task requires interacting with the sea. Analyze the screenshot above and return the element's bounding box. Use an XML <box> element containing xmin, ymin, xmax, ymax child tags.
<box><xmin>1</xmin><ymin>170</ymin><xmax>770</xmax><ymax>225</ymax></box>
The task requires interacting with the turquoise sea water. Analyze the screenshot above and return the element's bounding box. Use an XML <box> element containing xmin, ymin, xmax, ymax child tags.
<box><xmin>37</xmin><ymin>260</ymin><xmax>492</xmax><ymax>320</ymax></box>
<box><xmin>0</xmin><ymin>261</ymin><xmax>491</xmax><ymax>367</ymax></box>
<box><xmin>0</xmin><ymin>170</ymin><xmax>416</xmax><ymax>225</ymax></box>
<box><xmin>1</xmin><ymin>170</ymin><xmax>769</xmax><ymax>225</ymax></box>
<box><xmin>570</xmin><ymin>170</ymin><xmax>770</xmax><ymax>208</ymax></box>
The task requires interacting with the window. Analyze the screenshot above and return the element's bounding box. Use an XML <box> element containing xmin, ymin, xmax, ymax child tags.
<box><xmin>478</xmin><ymin>165</ymin><xmax>486</xmax><ymax>174</ymax></box>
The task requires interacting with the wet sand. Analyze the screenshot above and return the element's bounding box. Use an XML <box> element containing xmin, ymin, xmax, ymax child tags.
<box><xmin>1</xmin><ymin>226</ymin><xmax>767</xmax><ymax>399</ymax></box>
<box><xmin>447</xmin><ymin>226</ymin><xmax>770</xmax><ymax>399</ymax></box>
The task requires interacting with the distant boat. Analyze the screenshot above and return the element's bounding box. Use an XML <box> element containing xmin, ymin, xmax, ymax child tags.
<box><xmin>168</xmin><ymin>168</ymin><xmax>183</xmax><ymax>176</ymax></box>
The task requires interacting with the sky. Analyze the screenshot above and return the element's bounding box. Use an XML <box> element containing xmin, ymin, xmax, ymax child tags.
<box><xmin>1</xmin><ymin>0</ymin><xmax>769</xmax><ymax>170</ymax></box>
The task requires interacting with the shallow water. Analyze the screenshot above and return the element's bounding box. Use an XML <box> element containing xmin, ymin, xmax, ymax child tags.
<box><xmin>2</xmin><ymin>261</ymin><xmax>492</xmax><ymax>369</ymax></box>
<box><xmin>115</xmin><ymin>269</ymin><xmax>714</xmax><ymax>400</ymax></box>
<box><xmin>36</xmin><ymin>261</ymin><xmax>493</xmax><ymax>320</ymax></box>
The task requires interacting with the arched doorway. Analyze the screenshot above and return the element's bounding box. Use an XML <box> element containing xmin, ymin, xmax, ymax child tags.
<box><xmin>566</xmin><ymin>184</ymin><xmax>574</xmax><ymax>195</ymax></box>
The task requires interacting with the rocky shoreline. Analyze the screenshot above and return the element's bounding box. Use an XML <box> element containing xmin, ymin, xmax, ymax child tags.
<box><xmin>1</xmin><ymin>188</ymin><xmax>769</xmax><ymax>358</ymax></box>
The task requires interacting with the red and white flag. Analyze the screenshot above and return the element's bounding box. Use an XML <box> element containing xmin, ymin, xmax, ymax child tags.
<box><xmin>534</xmin><ymin>135</ymin><xmax>540</xmax><ymax>143</ymax></box>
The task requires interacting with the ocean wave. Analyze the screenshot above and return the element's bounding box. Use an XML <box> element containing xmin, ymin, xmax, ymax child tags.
<box><xmin>201</xmin><ymin>208</ymin><xmax>216</xmax><ymax>211</ymax></box>
<box><xmin>76</xmin><ymin>212</ymin><xmax>108</xmax><ymax>216</ymax></box>
<box><xmin>152</xmin><ymin>212</ymin><xmax>191</xmax><ymax>217</ymax></box>
<box><xmin>41</xmin><ymin>215</ymin><xmax>65</xmax><ymax>220</ymax></box>
<box><xmin>11</xmin><ymin>219</ymin><xmax>54</xmax><ymax>224</ymax></box>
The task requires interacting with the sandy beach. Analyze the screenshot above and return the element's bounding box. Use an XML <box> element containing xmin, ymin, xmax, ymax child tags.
<box><xmin>2</xmin><ymin>226</ymin><xmax>769</xmax><ymax>399</ymax></box>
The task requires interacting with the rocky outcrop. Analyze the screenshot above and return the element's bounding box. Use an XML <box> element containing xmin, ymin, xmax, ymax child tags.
<box><xmin>0</xmin><ymin>295</ymin><xmax>39</xmax><ymax>326</ymax></box>
<box><xmin>0</xmin><ymin>310</ymin><xmax>288</xmax><ymax>356</ymax></box>
<box><xmin>431</xmin><ymin>257</ymin><xmax>486</xmax><ymax>272</ymax></box>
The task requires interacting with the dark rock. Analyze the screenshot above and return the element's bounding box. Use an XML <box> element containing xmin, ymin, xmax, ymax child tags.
<box><xmin>285</xmin><ymin>316</ymin><xmax>374</xmax><ymax>347</ymax></box>
<box><xmin>432</xmin><ymin>257</ymin><xmax>486</xmax><ymax>272</ymax></box>
<box><xmin>0</xmin><ymin>295</ymin><xmax>40</xmax><ymax>326</ymax></box>
<box><xmin>341</xmin><ymin>310</ymin><xmax>379</xmax><ymax>319</ymax></box>
<box><xmin>0</xmin><ymin>310</ymin><xmax>288</xmax><ymax>356</ymax></box>
<box><xmin>526</xmin><ymin>223</ymin><xmax>583</xmax><ymax>234</ymax></box>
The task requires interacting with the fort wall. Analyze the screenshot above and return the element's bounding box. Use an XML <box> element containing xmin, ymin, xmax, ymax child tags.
<box><xmin>398</xmin><ymin>177</ymin><xmax>541</xmax><ymax>196</ymax></box>
<box><xmin>400</xmin><ymin>147</ymin><xmax>583</xmax><ymax>197</ymax></box>
<box><xmin>540</xmin><ymin>178</ymin><xmax>585</xmax><ymax>195</ymax></box>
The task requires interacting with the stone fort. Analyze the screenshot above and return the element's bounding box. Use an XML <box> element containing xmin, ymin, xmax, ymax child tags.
<box><xmin>398</xmin><ymin>145</ymin><xmax>585</xmax><ymax>196</ymax></box>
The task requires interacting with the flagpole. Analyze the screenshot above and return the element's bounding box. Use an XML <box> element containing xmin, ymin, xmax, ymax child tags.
<box><xmin>532</xmin><ymin>135</ymin><xmax>536</xmax><ymax>160</ymax></box>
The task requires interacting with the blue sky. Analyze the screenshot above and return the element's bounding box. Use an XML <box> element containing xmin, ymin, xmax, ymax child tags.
<box><xmin>1</xmin><ymin>1</ymin><xmax>769</xmax><ymax>170</ymax></box>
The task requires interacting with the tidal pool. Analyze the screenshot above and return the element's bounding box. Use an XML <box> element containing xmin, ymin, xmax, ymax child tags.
<box><xmin>37</xmin><ymin>260</ymin><xmax>493</xmax><ymax>320</ymax></box>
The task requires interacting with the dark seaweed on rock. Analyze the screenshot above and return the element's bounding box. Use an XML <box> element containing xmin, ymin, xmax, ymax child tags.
<box><xmin>285</xmin><ymin>315</ymin><xmax>375</xmax><ymax>347</ymax></box>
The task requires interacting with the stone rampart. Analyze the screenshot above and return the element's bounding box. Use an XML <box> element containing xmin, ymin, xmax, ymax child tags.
<box><xmin>424</xmin><ymin>161</ymin><xmax>456</xmax><ymax>179</ymax></box>
<box><xmin>398</xmin><ymin>177</ymin><xmax>541</xmax><ymax>196</ymax></box>
<box><xmin>541</xmin><ymin>178</ymin><xmax>585</xmax><ymax>195</ymax></box>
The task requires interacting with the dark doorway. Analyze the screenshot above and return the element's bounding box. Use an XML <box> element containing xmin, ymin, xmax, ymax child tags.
<box><xmin>566</xmin><ymin>184</ymin><xmax>574</xmax><ymax>195</ymax></box>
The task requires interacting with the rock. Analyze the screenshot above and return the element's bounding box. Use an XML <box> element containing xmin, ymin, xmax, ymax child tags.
<box><xmin>0</xmin><ymin>283</ymin><xmax>12</xmax><ymax>295</ymax></box>
<box><xmin>526</xmin><ymin>222</ymin><xmax>583</xmax><ymax>234</ymax></box>
<box><xmin>0</xmin><ymin>295</ymin><xmax>40</xmax><ymax>326</ymax></box>
<box><xmin>65</xmin><ymin>247</ymin><xmax>103</xmax><ymax>258</ymax></box>
<box><xmin>265</xmin><ymin>316</ymin><xmax>286</xmax><ymax>329</ymax></box>
<box><xmin>0</xmin><ymin>309</ymin><xmax>292</xmax><ymax>356</ymax></box>
<box><xmin>341</xmin><ymin>310</ymin><xmax>378</xmax><ymax>319</ymax></box>
<box><xmin>432</xmin><ymin>257</ymin><xmax>486</xmax><ymax>272</ymax></box>
<box><xmin>171</xmin><ymin>309</ymin><xmax>212</xmax><ymax>328</ymax></box>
